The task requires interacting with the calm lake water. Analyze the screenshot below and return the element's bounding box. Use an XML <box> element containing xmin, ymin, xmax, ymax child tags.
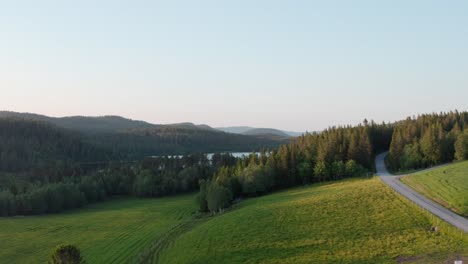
<box><xmin>151</xmin><ymin>152</ymin><xmax>262</xmax><ymax>160</ymax></box>
<box><xmin>207</xmin><ymin>152</ymin><xmax>260</xmax><ymax>159</ymax></box>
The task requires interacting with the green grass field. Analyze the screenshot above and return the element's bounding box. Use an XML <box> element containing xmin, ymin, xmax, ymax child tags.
<box><xmin>0</xmin><ymin>195</ymin><xmax>196</xmax><ymax>263</ymax></box>
<box><xmin>1</xmin><ymin>177</ymin><xmax>466</xmax><ymax>264</ymax></box>
<box><xmin>401</xmin><ymin>161</ymin><xmax>468</xmax><ymax>217</ymax></box>
<box><xmin>158</xmin><ymin>178</ymin><xmax>467</xmax><ymax>264</ymax></box>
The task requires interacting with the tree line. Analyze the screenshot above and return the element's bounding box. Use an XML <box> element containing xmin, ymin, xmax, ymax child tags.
<box><xmin>197</xmin><ymin>121</ymin><xmax>394</xmax><ymax>213</ymax></box>
<box><xmin>0</xmin><ymin>153</ymin><xmax>236</xmax><ymax>216</ymax></box>
<box><xmin>388</xmin><ymin>111</ymin><xmax>468</xmax><ymax>171</ymax></box>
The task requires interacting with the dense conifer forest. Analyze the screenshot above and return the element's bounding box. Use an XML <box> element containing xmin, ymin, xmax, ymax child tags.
<box><xmin>388</xmin><ymin>111</ymin><xmax>468</xmax><ymax>171</ymax></box>
<box><xmin>197</xmin><ymin>121</ymin><xmax>393</xmax><ymax>212</ymax></box>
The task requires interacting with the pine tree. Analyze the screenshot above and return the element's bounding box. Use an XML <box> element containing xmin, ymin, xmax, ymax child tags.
<box><xmin>389</xmin><ymin>127</ymin><xmax>404</xmax><ymax>170</ymax></box>
<box><xmin>455</xmin><ymin>130</ymin><xmax>468</xmax><ymax>161</ymax></box>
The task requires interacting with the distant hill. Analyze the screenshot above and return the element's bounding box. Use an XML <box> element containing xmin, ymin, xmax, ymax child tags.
<box><xmin>0</xmin><ymin>111</ymin><xmax>220</xmax><ymax>134</ymax></box>
<box><xmin>0</xmin><ymin>117</ymin><xmax>110</xmax><ymax>172</ymax></box>
<box><xmin>0</xmin><ymin>111</ymin><xmax>158</xmax><ymax>134</ymax></box>
<box><xmin>0</xmin><ymin>112</ymin><xmax>285</xmax><ymax>169</ymax></box>
<box><xmin>216</xmin><ymin>126</ymin><xmax>303</xmax><ymax>137</ymax></box>
<box><xmin>216</xmin><ymin>126</ymin><xmax>255</xmax><ymax>134</ymax></box>
<box><xmin>166</xmin><ymin>122</ymin><xmax>217</xmax><ymax>131</ymax></box>
<box><xmin>243</xmin><ymin>128</ymin><xmax>289</xmax><ymax>137</ymax></box>
<box><xmin>280</xmin><ymin>130</ymin><xmax>304</xmax><ymax>137</ymax></box>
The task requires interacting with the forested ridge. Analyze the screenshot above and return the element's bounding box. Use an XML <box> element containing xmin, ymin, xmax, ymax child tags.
<box><xmin>388</xmin><ymin>111</ymin><xmax>468</xmax><ymax>171</ymax></box>
<box><xmin>1</xmin><ymin>110</ymin><xmax>467</xmax><ymax>216</ymax></box>
<box><xmin>0</xmin><ymin>118</ymin><xmax>111</xmax><ymax>172</ymax></box>
<box><xmin>0</xmin><ymin>113</ymin><xmax>284</xmax><ymax>172</ymax></box>
<box><xmin>85</xmin><ymin>126</ymin><xmax>284</xmax><ymax>159</ymax></box>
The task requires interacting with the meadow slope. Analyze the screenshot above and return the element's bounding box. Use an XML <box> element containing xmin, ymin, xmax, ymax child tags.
<box><xmin>159</xmin><ymin>178</ymin><xmax>467</xmax><ymax>264</ymax></box>
<box><xmin>0</xmin><ymin>195</ymin><xmax>196</xmax><ymax>263</ymax></box>
<box><xmin>401</xmin><ymin>161</ymin><xmax>468</xmax><ymax>217</ymax></box>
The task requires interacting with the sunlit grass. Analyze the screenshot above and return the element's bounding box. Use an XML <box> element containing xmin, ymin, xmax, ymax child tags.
<box><xmin>0</xmin><ymin>195</ymin><xmax>196</xmax><ymax>263</ymax></box>
<box><xmin>159</xmin><ymin>178</ymin><xmax>467</xmax><ymax>264</ymax></box>
<box><xmin>401</xmin><ymin>161</ymin><xmax>468</xmax><ymax>216</ymax></box>
<box><xmin>1</xmin><ymin>177</ymin><xmax>466</xmax><ymax>264</ymax></box>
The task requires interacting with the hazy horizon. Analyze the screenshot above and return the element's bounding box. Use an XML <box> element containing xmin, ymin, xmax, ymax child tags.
<box><xmin>3</xmin><ymin>108</ymin><xmax>467</xmax><ymax>133</ymax></box>
<box><xmin>2</xmin><ymin>1</ymin><xmax>468</xmax><ymax>131</ymax></box>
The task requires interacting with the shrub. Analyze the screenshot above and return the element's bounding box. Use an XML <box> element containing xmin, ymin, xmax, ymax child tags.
<box><xmin>50</xmin><ymin>244</ymin><xmax>84</xmax><ymax>264</ymax></box>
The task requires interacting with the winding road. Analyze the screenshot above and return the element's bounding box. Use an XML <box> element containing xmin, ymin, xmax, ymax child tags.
<box><xmin>376</xmin><ymin>152</ymin><xmax>468</xmax><ymax>233</ymax></box>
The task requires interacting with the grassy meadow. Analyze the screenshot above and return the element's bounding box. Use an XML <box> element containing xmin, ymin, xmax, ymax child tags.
<box><xmin>401</xmin><ymin>161</ymin><xmax>468</xmax><ymax>217</ymax></box>
<box><xmin>1</xmin><ymin>177</ymin><xmax>467</xmax><ymax>264</ymax></box>
<box><xmin>158</xmin><ymin>177</ymin><xmax>467</xmax><ymax>264</ymax></box>
<box><xmin>0</xmin><ymin>195</ymin><xmax>196</xmax><ymax>263</ymax></box>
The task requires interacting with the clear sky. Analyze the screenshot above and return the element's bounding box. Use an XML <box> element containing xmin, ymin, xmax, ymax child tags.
<box><xmin>1</xmin><ymin>0</ymin><xmax>467</xmax><ymax>131</ymax></box>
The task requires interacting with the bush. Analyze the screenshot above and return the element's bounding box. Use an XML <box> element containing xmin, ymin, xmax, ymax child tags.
<box><xmin>330</xmin><ymin>161</ymin><xmax>345</xmax><ymax>180</ymax></box>
<box><xmin>50</xmin><ymin>244</ymin><xmax>84</xmax><ymax>264</ymax></box>
<box><xmin>297</xmin><ymin>162</ymin><xmax>312</xmax><ymax>184</ymax></box>
<box><xmin>345</xmin><ymin>160</ymin><xmax>367</xmax><ymax>177</ymax></box>
<box><xmin>399</xmin><ymin>143</ymin><xmax>423</xmax><ymax>170</ymax></box>
<box><xmin>238</xmin><ymin>165</ymin><xmax>274</xmax><ymax>195</ymax></box>
<box><xmin>196</xmin><ymin>180</ymin><xmax>209</xmax><ymax>212</ymax></box>
<box><xmin>455</xmin><ymin>130</ymin><xmax>468</xmax><ymax>161</ymax></box>
<box><xmin>313</xmin><ymin>162</ymin><xmax>329</xmax><ymax>182</ymax></box>
<box><xmin>206</xmin><ymin>181</ymin><xmax>232</xmax><ymax>213</ymax></box>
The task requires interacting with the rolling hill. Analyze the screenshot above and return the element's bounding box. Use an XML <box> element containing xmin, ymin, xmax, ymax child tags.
<box><xmin>0</xmin><ymin>195</ymin><xmax>196</xmax><ymax>263</ymax></box>
<box><xmin>0</xmin><ymin>117</ymin><xmax>110</xmax><ymax>172</ymax></box>
<box><xmin>216</xmin><ymin>126</ymin><xmax>303</xmax><ymax>137</ymax></box>
<box><xmin>0</xmin><ymin>112</ymin><xmax>285</xmax><ymax>171</ymax></box>
<box><xmin>242</xmin><ymin>128</ymin><xmax>290</xmax><ymax>137</ymax></box>
<box><xmin>2</xmin><ymin>177</ymin><xmax>465</xmax><ymax>263</ymax></box>
<box><xmin>401</xmin><ymin>161</ymin><xmax>468</xmax><ymax>217</ymax></box>
<box><xmin>157</xmin><ymin>177</ymin><xmax>467</xmax><ymax>263</ymax></box>
<box><xmin>0</xmin><ymin>111</ymin><xmax>226</xmax><ymax>134</ymax></box>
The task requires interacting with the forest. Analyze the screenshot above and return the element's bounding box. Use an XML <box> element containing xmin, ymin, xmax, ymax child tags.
<box><xmin>196</xmin><ymin>120</ymin><xmax>393</xmax><ymax>213</ymax></box>
<box><xmin>388</xmin><ymin>111</ymin><xmax>468</xmax><ymax>171</ymax></box>
<box><xmin>1</xmin><ymin>111</ymin><xmax>467</xmax><ymax>216</ymax></box>
<box><xmin>0</xmin><ymin>153</ymin><xmax>236</xmax><ymax>216</ymax></box>
<box><xmin>0</xmin><ymin>112</ymin><xmax>285</xmax><ymax>167</ymax></box>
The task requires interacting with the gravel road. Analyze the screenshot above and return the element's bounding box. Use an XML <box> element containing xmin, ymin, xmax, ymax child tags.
<box><xmin>376</xmin><ymin>152</ymin><xmax>468</xmax><ymax>233</ymax></box>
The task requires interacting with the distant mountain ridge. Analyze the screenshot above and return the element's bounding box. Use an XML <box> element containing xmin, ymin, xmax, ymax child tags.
<box><xmin>0</xmin><ymin>111</ymin><xmax>156</xmax><ymax>134</ymax></box>
<box><xmin>0</xmin><ymin>111</ymin><xmax>214</xmax><ymax>134</ymax></box>
<box><xmin>216</xmin><ymin>126</ymin><xmax>303</xmax><ymax>137</ymax></box>
<box><xmin>0</xmin><ymin>111</ymin><xmax>286</xmax><ymax>169</ymax></box>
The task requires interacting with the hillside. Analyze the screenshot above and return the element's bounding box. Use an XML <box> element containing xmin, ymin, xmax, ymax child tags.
<box><xmin>157</xmin><ymin>178</ymin><xmax>466</xmax><ymax>263</ymax></box>
<box><xmin>0</xmin><ymin>118</ymin><xmax>110</xmax><ymax>172</ymax></box>
<box><xmin>1</xmin><ymin>177</ymin><xmax>465</xmax><ymax>264</ymax></box>
<box><xmin>401</xmin><ymin>161</ymin><xmax>468</xmax><ymax>216</ymax></box>
<box><xmin>215</xmin><ymin>126</ymin><xmax>254</xmax><ymax>134</ymax></box>
<box><xmin>0</xmin><ymin>111</ymin><xmax>157</xmax><ymax>134</ymax></box>
<box><xmin>242</xmin><ymin>128</ymin><xmax>290</xmax><ymax>137</ymax></box>
<box><xmin>0</xmin><ymin>112</ymin><xmax>284</xmax><ymax>162</ymax></box>
<box><xmin>216</xmin><ymin>126</ymin><xmax>303</xmax><ymax>137</ymax></box>
<box><xmin>0</xmin><ymin>111</ymin><xmax>222</xmax><ymax>134</ymax></box>
<box><xmin>0</xmin><ymin>195</ymin><xmax>196</xmax><ymax>263</ymax></box>
<box><xmin>90</xmin><ymin>127</ymin><xmax>286</xmax><ymax>158</ymax></box>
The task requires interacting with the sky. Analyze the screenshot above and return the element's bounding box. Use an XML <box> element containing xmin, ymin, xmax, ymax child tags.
<box><xmin>1</xmin><ymin>0</ymin><xmax>467</xmax><ymax>131</ymax></box>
